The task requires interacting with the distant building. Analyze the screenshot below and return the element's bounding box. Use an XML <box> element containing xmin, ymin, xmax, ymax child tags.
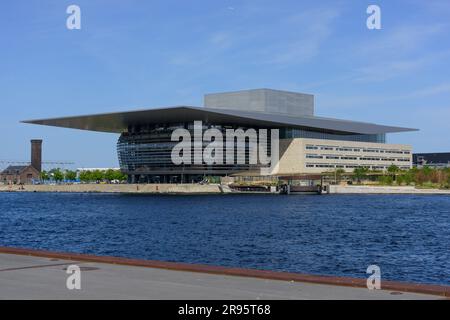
<box><xmin>0</xmin><ymin>165</ymin><xmax>40</xmax><ymax>184</ymax></box>
<box><xmin>413</xmin><ymin>153</ymin><xmax>450</xmax><ymax>168</ymax></box>
<box><xmin>0</xmin><ymin>140</ymin><xmax>42</xmax><ymax>184</ymax></box>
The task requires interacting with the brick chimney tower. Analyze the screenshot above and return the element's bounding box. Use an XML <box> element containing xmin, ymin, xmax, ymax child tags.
<box><xmin>31</xmin><ymin>139</ymin><xmax>42</xmax><ymax>172</ymax></box>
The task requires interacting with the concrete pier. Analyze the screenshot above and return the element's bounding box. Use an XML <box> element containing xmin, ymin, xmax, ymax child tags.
<box><xmin>2</xmin><ymin>183</ymin><xmax>450</xmax><ymax>195</ymax></box>
<box><xmin>0</xmin><ymin>248</ymin><xmax>447</xmax><ymax>300</ymax></box>
<box><xmin>0</xmin><ymin>183</ymin><xmax>229</xmax><ymax>194</ymax></box>
<box><xmin>329</xmin><ymin>185</ymin><xmax>450</xmax><ymax>194</ymax></box>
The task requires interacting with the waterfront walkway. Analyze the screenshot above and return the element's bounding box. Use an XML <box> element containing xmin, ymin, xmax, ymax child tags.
<box><xmin>0</xmin><ymin>183</ymin><xmax>227</xmax><ymax>194</ymax></box>
<box><xmin>1</xmin><ymin>183</ymin><xmax>450</xmax><ymax>194</ymax></box>
<box><xmin>0</xmin><ymin>250</ymin><xmax>446</xmax><ymax>300</ymax></box>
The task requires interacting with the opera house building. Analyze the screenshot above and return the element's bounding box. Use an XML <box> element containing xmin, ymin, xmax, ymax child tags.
<box><xmin>23</xmin><ymin>89</ymin><xmax>417</xmax><ymax>183</ymax></box>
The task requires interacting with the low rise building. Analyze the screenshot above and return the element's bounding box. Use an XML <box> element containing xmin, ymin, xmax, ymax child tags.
<box><xmin>413</xmin><ymin>152</ymin><xmax>450</xmax><ymax>168</ymax></box>
<box><xmin>0</xmin><ymin>139</ymin><xmax>42</xmax><ymax>184</ymax></box>
<box><xmin>0</xmin><ymin>165</ymin><xmax>40</xmax><ymax>184</ymax></box>
<box><xmin>278</xmin><ymin>138</ymin><xmax>412</xmax><ymax>174</ymax></box>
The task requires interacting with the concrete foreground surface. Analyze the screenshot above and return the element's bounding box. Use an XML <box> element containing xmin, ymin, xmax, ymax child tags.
<box><xmin>0</xmin><ymin>253</ymin><xmax>441</xmax><ymax>300</ymax></box>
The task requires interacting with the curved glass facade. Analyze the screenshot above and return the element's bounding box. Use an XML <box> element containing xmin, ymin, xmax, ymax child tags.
<box><xmin>117</xmin><ymin>123</ymin><xmax>269</xmax><ymax>183</ymax></box>
<box><xmin>117</xmin><ymin>123</ymin><xmax>388</xmax><ymax>182</ymax></box>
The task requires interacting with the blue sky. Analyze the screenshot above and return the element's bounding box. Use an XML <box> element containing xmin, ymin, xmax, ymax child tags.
<box><xmin>1</xmin><ymin>0</ymin><xmax>450</xmax><ymax>168</ymax></box>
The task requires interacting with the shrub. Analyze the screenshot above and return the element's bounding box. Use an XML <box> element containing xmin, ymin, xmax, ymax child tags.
<box><xmin>378</xmin><ymin>175</ymin><xmax>393</xmax><ymax>185</ymax></box>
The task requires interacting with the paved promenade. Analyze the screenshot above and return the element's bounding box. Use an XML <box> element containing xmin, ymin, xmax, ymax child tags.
<box><xmin>1</xmin><ymin>183</ymin><xmax>449</xmax><ymax>195</ymax></box>
<box><xmin>0</xmin><ymin>251</ymin><xmax>445</xmax><ymax>300</ymax></box>
<box><xmin>329</xmin><ymin>185</ymin><xmax>450</xmax><ymax>194</ymax></box>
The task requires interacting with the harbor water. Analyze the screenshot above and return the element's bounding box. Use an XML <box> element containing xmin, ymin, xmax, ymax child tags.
<box><xmin>0</xmin><ymin>192</ymin><xmax>449</xmax><ymax>285</ymax></box>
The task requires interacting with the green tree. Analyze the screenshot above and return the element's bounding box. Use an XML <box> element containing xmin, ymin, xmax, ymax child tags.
<box><xmin>333</xmin><ymin>168</ymin><xmax>346</xmax><ymax>184</ymax></box>
<box><xmin>92</xmin><ymin>170</ymin><xmax>104</xmax><ymax>182</ymax></box>
<box><xmin>113</xmin><ymin>170</ymin><xmax>127</xmax><ymax>182</ymax></box>
<box><xmin>378</xmin><ymin>175</ymin><xmax>393</xmax><ymax>185</ymax></box>
<box><xmin>401</xmin><ymin>170</ymin><xmax>415</xmax><ymax>185</ymax></box>
<box><xmin>387</xmin><ymin>164</ymin><xmax>400</xmax><ymax>182</ymax></box>
<box><xmin>353</xmin><ymin>167</ymin><xmax>369</xmax><ymax>184</ymax></box>
<box><xmin>104</xmin><ymin>169</ymin><xmax>116</xmax><ymax>182</ymax></box>
<box><xmin>64</xmin><ymin>170</ymin><xmax>77</xmax><ymax>181</ymax></box>
<box><xmin>396</xmin><ymin>175</ymin><xmax>405</xmax><ymax>185</ymax></box>
<box><xmin>40</xmin><ymin>170</ymin><xmax>49</xmax><ymax>181</ymax></box>
<box><xmin>387</xmin><ymin>164</ymin><xmax>399</xmax><ymax>175</ymax></box>
<box><xmin>50</xmin><ymin>168</ymin><xmax>64</xmax><ymax>182</ymax></box>
<box><xmin>79</xmin><ymin>170</ymin><xmax>92</xmax><ymax>182</ymax></box>
<box><xmin>422</xmin><ymin>166</ymin><xmax>433</xmax><ymax>179</ymax></box>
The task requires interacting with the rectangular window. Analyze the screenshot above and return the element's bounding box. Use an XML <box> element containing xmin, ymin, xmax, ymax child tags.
<box><xmin>306</xmin><ymin>154</ymin><xmax>323</xmax><ymax>159</ymax></box>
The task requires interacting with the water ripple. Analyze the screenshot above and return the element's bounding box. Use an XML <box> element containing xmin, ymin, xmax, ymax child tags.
<box><xmin>0</xmin><ymin>193</ymin><xmax>449</xmax><ymax>285</ymax></box>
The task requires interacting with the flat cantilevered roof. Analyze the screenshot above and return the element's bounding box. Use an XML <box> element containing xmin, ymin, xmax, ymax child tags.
<box><xmin>22</xmin><ymin>106</ymin><xmax>417</xmax><ymax>135</ymax></box>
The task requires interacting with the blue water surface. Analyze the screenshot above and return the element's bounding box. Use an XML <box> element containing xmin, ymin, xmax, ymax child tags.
<box><xmin>0</xmin><ymin>193</ymin><xmax>449</xmax><ymax>285</ymax></box>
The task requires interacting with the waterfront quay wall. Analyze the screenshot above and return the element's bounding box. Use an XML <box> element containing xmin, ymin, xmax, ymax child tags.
<box><xmin>329</xmin><ymin>185</ymin><xmax>450</xmax><ymax>195</ymax></box>
<box><xmin>2</xmin><ymin>183</ymin><xmax>450</xmax><ymax>195</ymax></box>
<box><xmin>0</xmin><ymin>184</ymin><xmax>228</xmax><ymax>194</ymax></box>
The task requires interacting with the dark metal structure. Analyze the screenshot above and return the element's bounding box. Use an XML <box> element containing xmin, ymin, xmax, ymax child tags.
<box><xmin>22</xmin><ymin>106</ymin><xmax>415</xmax><ymax>135</ymax></box>
<box><xmin>413</xmin><ymin>152</ymin><xmax>450</xmax><ymax>168</ymax></box>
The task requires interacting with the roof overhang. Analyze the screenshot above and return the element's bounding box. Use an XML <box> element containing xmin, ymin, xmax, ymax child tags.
<box><xmin>21</xmin><ymin>106</ymin><xmax>418</xmax><ymax>135</ymax></box>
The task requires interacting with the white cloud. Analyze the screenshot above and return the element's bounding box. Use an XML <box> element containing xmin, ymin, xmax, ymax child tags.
<box><xmin>419</xmin><ymin>0</ymin><xmax>450</xmax><ymax>14</ymax></box>
<box><xmin>167</xmin><ymin>5</ymin><xmax>341</xmax><ymax>69</ymax></box>
<box><xmin>317</xmin><ymin>81</ymin><xmax>450</xmax><ymax>114</ymax></box>
<box><xmin>358</xmin><ymin>24</ymin><xmax>446</xmax><ymax>58</ymax></box>
<box><xmin>263</xmin><ymin>7</ymin><xmax>340</xmax><ymax>65</ymax></box>
<box><xmin>353</xmin><ymin>57</ymin><xmax>427</xmax><ymax>82</ymax></box>
<box><xmin>411</xmin><ymin>83</ymin><xmax>450</xmax><ymax>97</ymax></box>
<box><xmin>352</xmin><ymin>48</ymin><xmax>450</xmax><ymax>82</ymax></box>
<box><xmin>210</xmin><ymin>32</ymin><xmax>233</xmax><ymax>49</ymax></box>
